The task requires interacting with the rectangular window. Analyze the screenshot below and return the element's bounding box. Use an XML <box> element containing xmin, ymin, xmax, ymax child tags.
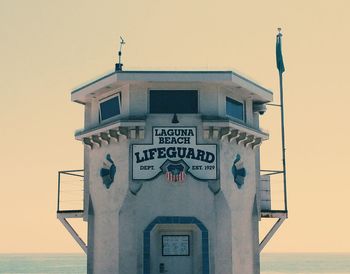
<box><xmin>99</xmin><ymin>93</ymin><xmax>121</xmax><ymax>121</ymax></box>
<box><xmin>150</xmin><ymin>90</ymin><xmax>198</xmax><ymax>114</ymax></box>
<box><xmin>226</xmin><ymin>97</ymin><xmax>244</xmax><ymax>121</ymax></box>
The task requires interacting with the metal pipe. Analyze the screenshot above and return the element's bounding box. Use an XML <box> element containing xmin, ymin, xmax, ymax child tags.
<box><xmin>60</xmin><ymin>172</ymin><xmax>84</xmax><ymax>178</ymax></box>
<box><xmin>60</xmin><ymin>169</ymin><xmax>84</xmax><ymax>173</ymax></box>
<box><xmin>260</xmin><ymin>169</ymin><xmax>283</xmax><ymax>172</ymax></box>
<box><xmin>57</xmin><ymin>171</ymin><xmax>61</xmax><ymax>212</ymax></box>
<box><xmin>263</xmin><ymin>171</ymin><xmax>284</xmax><ymax>176</ymax></box>
<box><xmin>266</xmin><ymin>103</ymin><xmax>281</xmax><ymax>107</ymax></box>
<box><xmin>259</xmin><ymin>217</ymin><xmax>286</xmax><ymax>252</ymax></box>
<box><xmin>279</xmin><ymin>71</ymin><xmax>288</xmax><ymax>213</ymax></box>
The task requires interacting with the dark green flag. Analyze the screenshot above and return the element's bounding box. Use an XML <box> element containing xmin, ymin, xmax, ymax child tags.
<box><xmin>276</xmin><ymin>33</ymin><xmax>285</xmax><ymax>73</ymax></box>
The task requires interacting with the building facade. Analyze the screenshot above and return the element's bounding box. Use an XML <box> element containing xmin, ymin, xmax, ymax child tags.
<box><xmin>59</xmin><ymin>70</ymin><xmax>281</xmax><ymax>274</ymax></box>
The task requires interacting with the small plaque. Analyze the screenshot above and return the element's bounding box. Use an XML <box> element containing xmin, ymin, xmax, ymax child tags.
<box><xmin>162</xmin><ymin>235</ymin><xmax>190</xmax><ymax>256</ymax></box>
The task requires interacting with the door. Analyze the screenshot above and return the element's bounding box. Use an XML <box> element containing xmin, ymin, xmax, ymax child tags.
<box><xmin>154</xmin><ymin>231</ymin><xmax>193</xmax><ymax>274</ymax></box>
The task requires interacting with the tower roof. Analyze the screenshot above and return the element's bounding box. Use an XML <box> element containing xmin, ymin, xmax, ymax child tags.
<box><xmin>71</xmin><ymin>70</ymin><xmax>273</xmax><ymax>104</ymax></box>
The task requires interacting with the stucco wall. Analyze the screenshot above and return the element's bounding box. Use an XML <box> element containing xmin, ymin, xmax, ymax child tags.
<box><xmin>85</xmin><ymin>113</ymin><xmax>260</xmax><ymax>274</ymax></box>
<box><xmin>67</xmin><ymin>69</ymin><xmax>276</xmax><ymax>274</ymax></box>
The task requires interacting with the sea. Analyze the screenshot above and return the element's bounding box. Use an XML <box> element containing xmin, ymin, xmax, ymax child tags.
<box><xmin>0</xmin><ymin>253</ymin><xmax>349</xmax><ymax>274</ymax></box>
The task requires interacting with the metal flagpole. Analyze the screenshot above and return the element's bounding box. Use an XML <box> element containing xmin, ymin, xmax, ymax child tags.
<box><xmin>276</xmin><ymin>28</ymin><xmax>288</xmax><ymax>214</ymax></box>
<box><xmin>279</xmin><ymin>69</ymin><xmax>288</xmax><ymax>213</ymax></box>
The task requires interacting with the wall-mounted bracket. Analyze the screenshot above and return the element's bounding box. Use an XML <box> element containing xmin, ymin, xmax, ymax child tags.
<box><xmin>100</xmin><ymin>132</ymin><xmax>111</xmax><ymax>144</ymax></box>
<box><xmin>91</xmin><ymin>135</ymin><xmax>102</xmax><ymax>147</ymax></box>
<box><xmin>228</xmin><ymin>129</ymin><xmax>239</xmax><ymax>143</ymax></box>
<box><xmin>243</xmin><ymin>135</ymin><xmax>255</xmax><ymax>147</ymax></box>
<box><xmin>57</xmin><ymin>212</ymin><xmax>87</xmax><ymax>254</ymax></box>
<box><xmin>236</xmin><ymin>133</ymin><xmax>247</xmax><ymax>145</ymax></box>
<box><xmin>251</xmin><ymin>137</ymin><xmax>262</xmax><ymax>149</ymax></box>
<box><xmin>259</xmin><ymin>216</ymin><xmax>286</xmax><ymax>253</ymax></box>
<box><xmin>83</xmin><ymin>137</ymin><xmax>93</xmax><ymax>149</ymax></box>
<box><xmin>109</xmin><ymin>129</ymin><xmax>120</xmax><ymax>142</ymax></box>
<box><xmin>219</xmin><ymin>127</ymin><xmax>231</xmax><ymax>140</ymax></box>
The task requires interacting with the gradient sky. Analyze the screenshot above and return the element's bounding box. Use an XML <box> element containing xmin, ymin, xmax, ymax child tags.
<box><xmin>1</xmin><ymin>0</ymin><xmax>349</xmax><ymax>253</ymax></box>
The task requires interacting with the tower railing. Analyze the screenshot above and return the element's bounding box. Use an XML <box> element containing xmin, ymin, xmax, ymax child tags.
<box><xmin>57</xmin><ymin>169</ymin><xmax>84</xmax><ymax>213</ymax></box>
<box><xmin>259</xmin><ymin>169</ymin><xmax>287</xmax><ymax>217</ymax></box>
<box><xmin>56</xmin><ymin>169</ymin><xmax>87</xmax><ymax>253</ymax></box>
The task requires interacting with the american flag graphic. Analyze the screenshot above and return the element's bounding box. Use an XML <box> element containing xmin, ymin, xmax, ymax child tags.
<box><xmin>165</xmin><ymin>164</ymin><xmax>186</xmax><ymax>183</ymax></box>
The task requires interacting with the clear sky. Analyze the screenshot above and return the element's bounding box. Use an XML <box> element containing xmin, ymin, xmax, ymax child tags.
<box><xmin>0</xmin><ymin>0</ymin><xmax>349</xmax><ymax>253</ymax></box>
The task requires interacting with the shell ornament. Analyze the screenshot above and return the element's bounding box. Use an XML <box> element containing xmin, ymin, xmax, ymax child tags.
<box><xmin>231</xmin><ymin>154</ymin><xmax>246</xmax><ymax>189</ymax></box>
<box><xmin>100</xmin><ymin>154</ymin><xmax>116</xmax><ymax>189</ymax></box>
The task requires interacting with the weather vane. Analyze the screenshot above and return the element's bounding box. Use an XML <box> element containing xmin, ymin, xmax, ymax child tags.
<box><xmin>116</xmin><ymin>36</ymin><xmax>126</xmax><ymax>71</ymax></box>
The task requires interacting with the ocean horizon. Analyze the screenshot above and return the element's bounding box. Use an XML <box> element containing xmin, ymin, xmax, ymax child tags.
<box><xmin>0</xmin><ymin>253</ymin><xmax>349</xmax><ymax>274</ymax></box>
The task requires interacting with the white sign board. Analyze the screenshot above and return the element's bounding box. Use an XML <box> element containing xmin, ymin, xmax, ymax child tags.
<box><xmin>132</xmin><ymin>127</ymin><xmax>217</xmax><ymax>181</ymax></box>
<box><xmin>162</xmin><ymin>235</ymin><xmax>189</xmax><ymax>256</ymax></box>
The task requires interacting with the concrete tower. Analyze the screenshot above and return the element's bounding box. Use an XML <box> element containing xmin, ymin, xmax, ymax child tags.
<box><xmin>57</xmin><ymin>70</ymin><xmax>287</xmax><ymax>274</ymax></box>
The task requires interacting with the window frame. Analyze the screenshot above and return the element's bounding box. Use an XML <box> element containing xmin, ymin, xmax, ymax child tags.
<box><xmin>148</xmin><ymin>89</ymin><xmax>199</xmax><ymax>114</ymax></box>
<box><xmin>99</xmin><ymin>92</ymin><xmax>122</xmax><ymax>122</ymax></box>
<box><xmin>225</xmin><ymin>96</ymin><xmax>245</xmax><ymax>122</ymax></box>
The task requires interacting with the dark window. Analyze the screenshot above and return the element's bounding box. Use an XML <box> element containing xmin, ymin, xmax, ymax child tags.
<box><xmin>100</xmin><ymin>94</ymin><xmax>121</xmax><ymax>121</ymax></box>
<box><xmin>226</xmin><ymin>97</ymin><xmax>244</xmax><ymax>121</ymax></box>
<box><xmin>150</xmin><ymin>90</ymin><xmax>198</xmax><ymax>113</ymax></box>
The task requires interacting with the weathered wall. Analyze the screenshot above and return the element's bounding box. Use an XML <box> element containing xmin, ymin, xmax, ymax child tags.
<box><xmin>84</xmin><ymin>83</ymin><xmax>260</xmax><ymax>274</ymax></box>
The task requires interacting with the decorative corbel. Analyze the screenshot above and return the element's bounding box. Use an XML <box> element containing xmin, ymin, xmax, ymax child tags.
<box><xmin>228</xmin><ymin>129</ymin><xmax>239</xmax><ymax>143</ymax></box>
<box><xmin>203</xmin><ymin>129</ymin><xmax>210</xmax><ymax>139</ymax></box>
<box><xmin>109</xmin><ymin>129</ymin><xmax>120</xmax><ymax>142</ymax></box>
<box><xmin>219</xmin><ymin>127</ymin><xmax>231</xmax><ymax>141</ymax></box>
<box><xmin>129</xmin><ymin>128</ymin><xmax>137</xmax><ymax>139</ymax></box>
<box><xmin>236</xmin><ymin>132</ymin><xmax>247</xmax><ymax>145</ymax></box>
<box><xmin>135</xmin><ymin>126</ymin><xmax>144</xmax><ymax>139</ymax></box>
<box><xmin>100</xmin><ymin>132</ymin><xmax>111</xmax><ymax>145</ymax></box>
<box><xmin>83</xmin><ymin>137</ymin><xmax>93</xmax><ymax>149</ymax></box>
<box><xmin>118</xmin><ymin>127</ymin><xmax>129</xmax><ymax>139</ymax></box>
<box><xmin>251</xmin><ymin>137</ymin><xmax>262</xmax><ymax>149</ymax></box>
<box><xmin>243</xmin><ymin>135</ymin><xmax>255</xmax><ymax>147</ymax></box>
<box><xmin>91</xmin><ymin>135</ymin><xmax>102</xmax><ymax>147</ymax></box>
<box><xmin>212</xmin><ymin>128</ymin><xmax>219</xmax><ymax>139</ymax></box>
<box><xmin>208</xmin><ymin>126</ymin><xmax>219</xmax><ymax>140</ymax></box>
<box><xmin>138</xmin><ymin>128</ymin><xmax>145</xmax><ymax>139</ymax></box>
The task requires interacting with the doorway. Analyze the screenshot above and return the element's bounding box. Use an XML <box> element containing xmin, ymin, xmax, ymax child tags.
<box><xmin>143</xmin><ymin>216</ymin><xmax>209</xmax><ymax>274</ymax></box>
<box><xmin>155</xmin><ymin>230</ymin><xmax>193</xmax><ymax>274</ymax></box>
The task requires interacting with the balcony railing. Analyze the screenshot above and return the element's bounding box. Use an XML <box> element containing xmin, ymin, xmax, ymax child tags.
<box><xmin>259</xmin><ymin>169</ymin><xmax>287</xmax><ymax>218</ymax></box>
<box><xmin>57</xmin><ymin>170</ymin><xmax>84</xmax><ymax>213</ymax></box>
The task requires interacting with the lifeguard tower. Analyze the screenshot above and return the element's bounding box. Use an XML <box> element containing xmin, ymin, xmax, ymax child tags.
<box><xmin>57</xmin><ymin>60</ymin><xmax>288</xmax><ymax>273</ymax></box>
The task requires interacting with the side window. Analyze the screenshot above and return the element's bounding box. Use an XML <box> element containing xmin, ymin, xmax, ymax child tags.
<box><xmin>226</xmin><ymin>96</ymin><xmax>244</xmax><ymax>121</ymax></box>
<box><xmin>99</xmin><ymin>93</ymin><xmax>121</xmax><ymax>121</ymax></box>
<box><xmin>150</xmin><ymin>90</ymin><xmax>198</xmax><ymax>114</ymax></box>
